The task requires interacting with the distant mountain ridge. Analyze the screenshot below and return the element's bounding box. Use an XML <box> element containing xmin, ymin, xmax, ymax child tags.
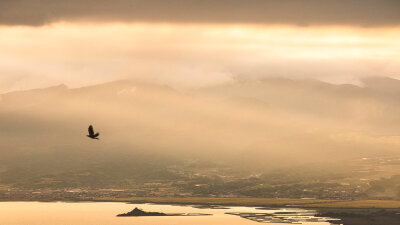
<box><xmin>1</xmin><ymin>77</ymin><xmax>400</xmax><ymax>190</ymax></box>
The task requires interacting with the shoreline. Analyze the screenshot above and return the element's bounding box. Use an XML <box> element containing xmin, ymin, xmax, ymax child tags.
<box><xmin>92</xmin><ymin>197</ymin><xmax>400</xmax><ymax>209</ymax></box>
<box><xmin>2</xmin><ymin>198</ymin><xmax>399</xmax><ymax>225</ymax></box>
<box><xmin>3</xmin><ymin>197</ymin><xmax>400</xmax><ymax>209</ymax></box>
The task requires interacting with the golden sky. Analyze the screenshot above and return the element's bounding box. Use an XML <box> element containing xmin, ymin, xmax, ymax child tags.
<box><xmin>1</xmin><ymin>22</ymin><xmax>399</xmax><ymax>92</ymax></box>
<box><xmin>0</xmin><ymin>0</ymin><xmax>399</xmax><ymax>92</ymax></box>
<box><xmin>1</xmin><ymin>1</ymin><xmax>400</xmax><ymax>165</ymax></box>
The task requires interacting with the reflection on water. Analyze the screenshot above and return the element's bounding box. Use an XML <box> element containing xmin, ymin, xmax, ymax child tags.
<box><xmin>0</xmin><ymin>202</ymin><xmax>338</xmax><ymax>225</ymax></box>
<box><xmin>227</xmin><ymin>208</ymin><xmax>340</xmax><ymax>224</ymax></box>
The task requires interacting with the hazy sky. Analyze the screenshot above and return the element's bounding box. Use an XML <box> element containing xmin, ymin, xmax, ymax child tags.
<box><xmin>1</xmin><ymin>0</ymin><xmax>400</xmax><ymax>167</ymax></box>
<box><xmin>1</xmin><ymin>0</ymin><xmax>400</xmax><ymax>26</ymax></box>
<box><xmin>0</xmin><ymin>0</ymin><xmax>399</xmax><ymax>92</ymax></box>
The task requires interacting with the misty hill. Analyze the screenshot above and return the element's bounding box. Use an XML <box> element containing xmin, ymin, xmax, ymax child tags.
<box><xmin>197</xmin><ymin>77</ymin><xmax>400</xmax><ymax>133</ymax></box>
<box><xmin>1</xmin><ymin>78</ymin><xmax>400</xmax><ymax>190</ymax></box>
<box><xmin>361</xmin><ymin>76</ymin><xmax>400</xmax><ymax>96</ymax></box>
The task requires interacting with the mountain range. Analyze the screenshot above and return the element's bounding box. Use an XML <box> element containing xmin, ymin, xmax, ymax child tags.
<box><xmin>1</xmin><ymin>77</ymin><xmax>400</xmax><ymax>188</ymax></box>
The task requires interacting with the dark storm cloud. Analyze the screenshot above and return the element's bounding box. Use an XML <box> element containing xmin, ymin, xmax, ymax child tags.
<box><xmin>0</xmin><ymin>0</ymin><xmax>399</xmax><ymax>27</ymax></box>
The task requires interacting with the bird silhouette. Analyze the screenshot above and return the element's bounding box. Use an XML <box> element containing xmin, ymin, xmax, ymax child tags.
<box><xmin>87</xmin><ymin>125</ymin><xmax>100</xmax><ymax>140</ymax></box>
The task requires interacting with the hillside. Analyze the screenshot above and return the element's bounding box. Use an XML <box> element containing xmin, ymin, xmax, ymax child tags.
<box><xmin>1</xmin><ymin>78</ymin><xmax>400</xmax><ymax>199</ymax></box>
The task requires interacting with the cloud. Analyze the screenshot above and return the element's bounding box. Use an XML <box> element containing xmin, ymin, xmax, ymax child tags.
<box><xmin>1</xmin><ymin>0</ymin><xmax>399</xmax><ymax>27</ymax></box>
<box><xmin>0</xmin><ymin>23</ymin><xmax>399</xmax><ymax>93</ymax></box>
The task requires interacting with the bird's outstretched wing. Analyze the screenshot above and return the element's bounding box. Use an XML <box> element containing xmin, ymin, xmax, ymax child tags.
<box><xmin>88</xmin><ymin>125</ymin><xmax>95</xmax><ymax>136</ymax></box>
<box><xmin>93</xmin><ymin>132</ymin><xmax>100</xmax><ymax>138</ymax></box>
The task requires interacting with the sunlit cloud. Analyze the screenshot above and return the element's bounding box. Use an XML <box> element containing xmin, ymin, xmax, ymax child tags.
<box><xmin>0</xmin><ymin>23</ymin><xmax>399</xmax><ymax>92</ymax></box>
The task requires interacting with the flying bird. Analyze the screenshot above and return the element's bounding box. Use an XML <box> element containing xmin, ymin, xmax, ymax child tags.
<box><xmin>87</xmin><ymin>125</ymin><xmax>100</xmax><ymax>140</ymax></box>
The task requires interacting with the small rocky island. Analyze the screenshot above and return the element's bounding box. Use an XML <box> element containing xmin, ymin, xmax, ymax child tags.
<box><xmin>117</xmin><ymin>208</ymin><xmax>167</xmax><ymax>217</ymax></box>
<box><xmin>117</xmin><ymin>207</ymin><xmax>212</xmax><ymax>217</ymax></box>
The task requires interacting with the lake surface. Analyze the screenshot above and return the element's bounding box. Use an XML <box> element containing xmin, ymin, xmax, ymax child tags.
<box><xmin>0</xmin><ymin>202</ymin><xmax>338</xmax><ymax>225</ymax></box>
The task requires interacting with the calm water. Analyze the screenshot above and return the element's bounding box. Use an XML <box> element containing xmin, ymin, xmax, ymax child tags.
<box><xmin>0</xmin><ymin>202</ymin><xmax>336</xmax><ymax>225</ymax></box>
